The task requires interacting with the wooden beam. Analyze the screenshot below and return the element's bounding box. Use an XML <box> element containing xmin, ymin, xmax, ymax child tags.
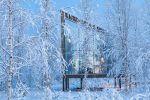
<box><xmin>63</xmin><ymin>74</ymin><xmax>113</xmax><ymax>78</ymax></box>
<box><xmin>61</xmin><ymin>10</ymin><xmax>105</xmax><ymax>33</ymax></box>
<box><xmin>61</xmin><ymin>10</ymin><xmax>66</xmax><ymax>59</ymax></box>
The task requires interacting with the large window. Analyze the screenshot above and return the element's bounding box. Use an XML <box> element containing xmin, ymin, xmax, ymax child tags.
<box><xmin>61</xmin><ymin>11</ymin><xmax>108</xmax><ymax>75</ymax></box>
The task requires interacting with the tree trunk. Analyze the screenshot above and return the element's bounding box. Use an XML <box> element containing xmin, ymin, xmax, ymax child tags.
<box><xmin>7</xmin><ymin>0</ymin><xmax>13</xmax><ymax>100</ymax></box>
<box><xmin>41</xmin><ymin>0</ymin><xmax>51</xmax><ymax>98</ymax></box>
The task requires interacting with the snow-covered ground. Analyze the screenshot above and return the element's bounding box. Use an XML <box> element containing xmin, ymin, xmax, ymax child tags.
<box><xmin>1</xmin><ymin>89</ymin><xmax>150</xmax><ymax>100</ymax></box>
<box><xmin>1</xmin><ymin>80</ymin><xmax>150</xmax><ymax>100</ymax></box>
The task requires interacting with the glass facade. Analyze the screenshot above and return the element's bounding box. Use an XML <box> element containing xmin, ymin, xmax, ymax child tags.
<box><xmin>63</xmin><ymin>20</ymin><xmax>109</xmax><ymax>75</ymax></box>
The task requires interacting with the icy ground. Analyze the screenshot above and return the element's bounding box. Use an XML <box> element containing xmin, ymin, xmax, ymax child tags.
<box><xmin>1</xmin><ymin>79</ymin><xmax>150</xmax><ymax>100</ymax></box>
<box><xmin>0</xmin><ymin>89</ymin><xmax>150</xmax><ymax>100</ymax></box>
<box><xmin>1</xmin><ymin>89</ymin><xmax>150</xmax><ymax>100</ymax></box>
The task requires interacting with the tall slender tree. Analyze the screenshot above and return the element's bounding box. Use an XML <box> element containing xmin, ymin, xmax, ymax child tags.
<box><xmin>105</xmin><ymin>0</ymin><xmax>133</xmax><ymax>90</ymax></box>
<box><xmin>40</xmin><ymin>0</ymin><xmax>57</xmax><ymax>99</ymax></box>
<box><xmin>0</xmin><ymin>0</ymin><xmax>36</xmax><ymax>99</ymax></box>
<box><xmin>7</xmin><ymin>0</ymin><xmax>14</xmax><ymax>99</ymax></box>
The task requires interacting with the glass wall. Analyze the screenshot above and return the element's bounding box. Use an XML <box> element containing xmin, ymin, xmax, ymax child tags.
<box><xmin>64</xmin><ymin>20</ymin><xmax>108</xmax><ymax>75</ymax></box>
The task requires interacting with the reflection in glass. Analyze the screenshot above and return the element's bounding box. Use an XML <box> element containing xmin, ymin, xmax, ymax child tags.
<box><xmin>64</xmin><ymin>21</ymin><xmax>108</xmax><ymax>75</ymax></box>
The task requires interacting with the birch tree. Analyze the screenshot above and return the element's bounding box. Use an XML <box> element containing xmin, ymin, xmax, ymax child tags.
<box><xmin>105</xmin><ymin>0</ymin><xmax>133</xmax><ymax>90</ymax></box>
<box><xmin>41</xmin><ymin>0</ymin><xmax>51</xmax><ymax>98</ymax></box>
<box><xmin>79</xmin><ymin>0</ymin><xmax>92</xmax><ymax>91</ymax></box>
<box><xmin>79</xmin><ymin>0</ymin><xmax>103</xmax><ymax>90</ymax></box>
<box><xmin>39</xmin><ymin>0</ymin><xmax>57</xmax><ymax>99</ymax></box>
<box><xmin>133</xmin><ymin>0</ymin><xmax>150</xmax><ymax>91</ymax></box>
<box><xmin>7</xmin><ymin>0</ymin><xmax>14</xmax><ymax>99</ymax></box>
<box><xmin>0</xmin><ymin>0</ymin><xmax>36</xmax><ymax>99</ymax></box>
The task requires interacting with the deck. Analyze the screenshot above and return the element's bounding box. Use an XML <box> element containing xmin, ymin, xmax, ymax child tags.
<box><xmin>62</xmin><ymin>74</ymin><xmax>123</xmax><ymax>91</ymax></box>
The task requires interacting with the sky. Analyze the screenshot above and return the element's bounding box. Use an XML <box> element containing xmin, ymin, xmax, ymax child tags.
<box><xmin>55</xmin><ymin>0</ymin><xmax>80</xmax><ymax>9</ymax></box>
<box><xmin>21</xmin><ymin>0</ymin><xmax>145</xmax><ymax>18</ymax></box>
<box><xmin>19</xmin><ymin>0</ymin><xmax>146</xmax><ymax>35</ymax></box>
<box><xmin>53</xmin><ymin>0</ymin><xmax>145</xmax><ymax>13</ymax></box>
<box><xmin>53</xmin><ymin>0</ymin><xmax>145</xmax><ymax>28</ymax></box>
<box><xmin>21</xmin><ymin>0</ymin><xmax>145</xmax><ymax>21</ymax></box>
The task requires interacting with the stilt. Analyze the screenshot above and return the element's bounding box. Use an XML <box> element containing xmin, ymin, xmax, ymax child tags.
<box><xmin>80</xmin><ymin>78</ymin><xmax>83</xmax><ymax>89</ymax></box>
<box><xmin>67</xmin><ymin>78</ymin><xmax>69</xmax><ymax>90</ymax></box>
<box><xmin>114</xmin><ymin>77</ymin><xmax>117</xmax><ymax>88</ymax></box>
<box><xmin>119</xmin><ymin>78</ymin><xmax>121</xmax><ymax>89</ymax></box>
<box><xmin>63</xmin><ymin>77</ymin><xmax>65</xmax><ymax>91</ymax></box>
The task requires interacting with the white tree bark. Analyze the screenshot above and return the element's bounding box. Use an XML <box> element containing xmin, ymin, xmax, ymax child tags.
<box><xmin>7</xmin><ymin>0</ymin><xmax>13</xmax><ymax>99</ymax></box>
<box><xmin>106</xmin><ymin>0</ymin><xmax>131</xmax><ymax>90</ymax></box>
<box><xmin>80</xmin><ymin>0</ymin><xmax>90</xmax><ymax>91</ymax></box>
<box><xmin>118</xmin><ymin>0</ymin><xmax>129</xmax><ymax>90</ymax></box>
<box><xmin>41</xmin><ymin>0</ymin><xmax>51</xmax><ymax>99</ymax></box>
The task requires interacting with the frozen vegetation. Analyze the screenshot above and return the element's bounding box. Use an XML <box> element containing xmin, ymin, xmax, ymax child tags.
<box><xmin>0</xmin><ymin>0</ymin><xmax>150</xmax><ymax>100</ymax></box>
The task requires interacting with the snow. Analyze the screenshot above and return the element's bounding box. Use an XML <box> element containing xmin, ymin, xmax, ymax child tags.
<box><xmin>1</xmin><ymin>80</ymin><xmax>150</xmax><ymax>100</ymax></box>
<box><xmin>1</xmin><ymin>88</ymin><xmax>150</xmax><ymax>100</ymax></box>
<box><xmin>1</xmin><ymin>0</ymin><xmax>150</xmax><ymax>100</ymax></box>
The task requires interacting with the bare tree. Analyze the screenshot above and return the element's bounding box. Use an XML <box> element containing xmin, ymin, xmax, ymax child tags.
<box><xmin>0</xmin><ymin>0</ymin><xmax>37</xmax><ymax>99</ymax></box>
<box><xmin>7</xmin><ymin>0</ymin><xmax>14</xmax><ymax>99</ymax></box>
<box><xmin>41</xmin><ymin>0</ymin><xmax>51</xmax><ymax>98</ymax></box>
<box><xmin>105</xmin><ymin>0</ymin><xmax>133</xmax><ymax>90</ymax></box>
<box><xmin>39</xmin><ymin>0</ymin><xmax>57</xmax><ymax>99</ymax></box>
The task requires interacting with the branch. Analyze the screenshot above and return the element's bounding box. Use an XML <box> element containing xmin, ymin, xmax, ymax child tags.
<box><xmin>13</xmin><ymin>36</ymin><xmax>39</xmax><ymax>48</ymax></box>
<box><xmin>13</xmin><ymin>62</ymin><xmax>30</xmax><ymax>69</ymax></box>
<box><xmin>13</xmin><ymin>21</ymin><xmax>26</xmax><ymax>29</ymax></box>
<box><xmin>0</xmin><ymin>57</ymin><xmax>9</xmax><ymax>67</ymax></box>
<box><xmin>0</xmin><ymin>62</ymin><xmax>6</xmax><ymax>72</ymax></box>
<box><xmin>0</xmin><ymin>44</ymin><xmax>10</xmax><ymax>55</ymax></box>
<box><xmin>13</xmin><ymin>56</ymin><xmax>28</xmax><ymax>64</ymax></box>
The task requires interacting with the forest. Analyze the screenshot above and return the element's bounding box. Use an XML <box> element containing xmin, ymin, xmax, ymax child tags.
<box><xmin>0</xmin><ymin>0</ymin><xmax>150</xmax><ymax>100</ymax></box>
